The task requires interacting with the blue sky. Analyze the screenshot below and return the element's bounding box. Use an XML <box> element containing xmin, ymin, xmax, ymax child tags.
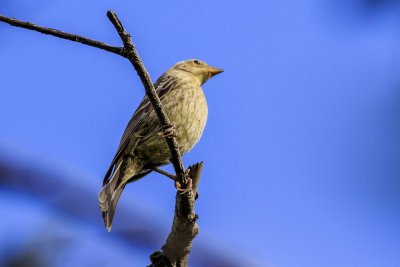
<box><xmin>1</xmin><ymin>0</ymin><xmax>400</xmax><ymax>266</ymax></box>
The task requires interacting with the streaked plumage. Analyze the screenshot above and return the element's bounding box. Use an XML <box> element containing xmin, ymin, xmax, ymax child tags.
<box><xmin>99</xmin><ymin>59</ymin><xmax>223</xmax><ymax>231</ymax></box>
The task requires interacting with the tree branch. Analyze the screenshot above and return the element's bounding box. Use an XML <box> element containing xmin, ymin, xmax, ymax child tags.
<box><xmin>0</xmin><ymin>11</ymin><xmax>201</xmax><ymax>267</ymax></box>
<box><xmin>150</xmin><ymin>162</ymin><xmax>203</xmax><ymax>267</ymax></box>
<box><xmin>0</xmin><ymin>14</ymin><xmax>123</xmax><ymax>56</ymax></box>
<box><xmin>106</xmin><ymin>11</ymin><xmax>187</xmax><ymax>185</ymax></box>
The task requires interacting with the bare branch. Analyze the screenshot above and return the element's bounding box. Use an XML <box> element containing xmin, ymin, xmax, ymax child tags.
<box><xmin>0</xmin><ymin>14</ymin><xmax>123</xmax><ymax>55</ymax></box>
<box><xmin>150</xmin><ymin>162</ymin><xmax>203</xmax><ymax>267</ymax></box>
<box><xmin>106</xmin><ymin>11</ymin><xmax>187</xmax><ymax>186</ymax></box>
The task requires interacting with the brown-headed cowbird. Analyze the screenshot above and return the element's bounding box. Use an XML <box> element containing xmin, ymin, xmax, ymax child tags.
<box><xmin>99</xmin><ymin>59</ymin><xmax>223</xmax><ymax>231</ymax></box>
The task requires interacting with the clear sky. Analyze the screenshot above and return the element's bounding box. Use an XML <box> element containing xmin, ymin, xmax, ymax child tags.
<box><xmin>1</xmin><ymin>0</ymin><xmax>400</xmax><ymax>266</ymax></box>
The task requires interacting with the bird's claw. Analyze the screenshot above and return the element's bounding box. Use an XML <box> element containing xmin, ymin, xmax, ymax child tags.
<box><xmin>158</xmin><ymin>123</ymin><xmax>177</xmax><ymax>139</ymax></box>
<box><xmin>174</xmin><ymin>180</ymin><xmax>185</xmax><ymax>192</ymax></box>
<box><xmin>174</xmin><ymin>177</ymin><xmax>193</xmax><ymax>195</ymax></box>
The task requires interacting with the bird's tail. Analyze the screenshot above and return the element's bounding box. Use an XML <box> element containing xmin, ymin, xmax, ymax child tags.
<box><xmin>99</xmin><ymin>156</ymin><xmax>141</xmax><ymax>231</ymax></box>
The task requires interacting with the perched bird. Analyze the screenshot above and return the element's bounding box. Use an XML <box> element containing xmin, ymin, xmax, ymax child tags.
<box><xmin>99</xmin><ymin>59</ymin><xmax>223</xmax><ymax>231</ymax></box>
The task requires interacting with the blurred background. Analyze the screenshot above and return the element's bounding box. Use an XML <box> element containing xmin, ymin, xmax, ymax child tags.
<box><xmin>1</xmin><ymin>0</ymin><xmax>400</xmax><ymax>266</ymax></box>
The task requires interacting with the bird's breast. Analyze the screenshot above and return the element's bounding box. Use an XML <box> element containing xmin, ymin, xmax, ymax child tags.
<box><xmin>137</xmin><ymin>85</ymin><xmax>208</xmax><ymax>165</ymax></box>
<box><xmin>163</xmin><ymin>85</ymin><xmax>208</xmax><ymax>155</ymax></box>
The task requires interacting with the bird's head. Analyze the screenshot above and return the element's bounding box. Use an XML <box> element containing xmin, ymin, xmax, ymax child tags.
<box><xmin>171</xmin><ymin>59</ymin><xmax>224</xmax><ymax>86</ymax></box>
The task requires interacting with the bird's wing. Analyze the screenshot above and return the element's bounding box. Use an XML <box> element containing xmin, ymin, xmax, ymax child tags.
<box><xmin>103</xmin><ymin>74</ymin><xmax>179</xmax><ymax>185</ymax></box>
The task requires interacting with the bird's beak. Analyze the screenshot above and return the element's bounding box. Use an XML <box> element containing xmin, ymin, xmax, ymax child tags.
<box><xmin>207</xmin><ymin>66</ymin><xmax>224</xmax><ymax>77</ymax></box>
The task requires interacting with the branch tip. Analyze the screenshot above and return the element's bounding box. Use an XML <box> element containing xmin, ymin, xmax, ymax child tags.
<box><xmin>0</xmin><ymin>13</ymin><xmax>123</xmax><ymax>56</ymax></box>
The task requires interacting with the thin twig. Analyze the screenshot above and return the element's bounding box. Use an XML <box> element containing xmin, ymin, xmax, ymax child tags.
<box><xmin>106</xmin><ymin>11</ymin><xmax>187</xmax><ymax>186</ymax></box>
<box><xmin>0</xmin><ymin>14</ymin><xmax>123</xmax><ymax>56</ymax></box>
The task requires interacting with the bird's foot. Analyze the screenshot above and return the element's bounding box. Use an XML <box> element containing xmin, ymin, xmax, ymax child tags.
<box><xmin>151</xmin><ymin>167</ymin><xmax>192</xmax><ymax>194</ymax></box>
<box><xmin>175</xmin><ymin>177</ymin><xmax>192</xmax><ymax>195</ymax></box>
<box><xmin>158</xmin><ymin>123</ymin><xmax>176</xmax><ymax>139</ymax></box>
<box><xmin>176</xmin><ymin>169</ymin><xmax>192</xmax><ymax>194</ymax></box>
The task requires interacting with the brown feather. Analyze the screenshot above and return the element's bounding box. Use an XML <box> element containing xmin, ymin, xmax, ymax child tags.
<box><xmin>102</xmin><ymin>74</ymin><xmax>179</xmax><ymax>186</ymax></box>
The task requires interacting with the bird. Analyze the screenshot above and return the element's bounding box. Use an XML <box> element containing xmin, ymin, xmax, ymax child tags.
<box><xmin>99</xmin><ymin>59</ymin><xmax>223</xmax><ymax>231</ymax></box>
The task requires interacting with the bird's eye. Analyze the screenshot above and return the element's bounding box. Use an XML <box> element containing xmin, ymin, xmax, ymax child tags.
<box><xmin>193</xmin><ymin>60</ymin><xmax>201</xmax><ymax>65</ymax></box>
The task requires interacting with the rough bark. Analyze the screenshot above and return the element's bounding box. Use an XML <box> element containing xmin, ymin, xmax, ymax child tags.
<box><xmin>150</xmin><ymin>162</ymin><xmax>203</xmax><ymax>267</ymax></box>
